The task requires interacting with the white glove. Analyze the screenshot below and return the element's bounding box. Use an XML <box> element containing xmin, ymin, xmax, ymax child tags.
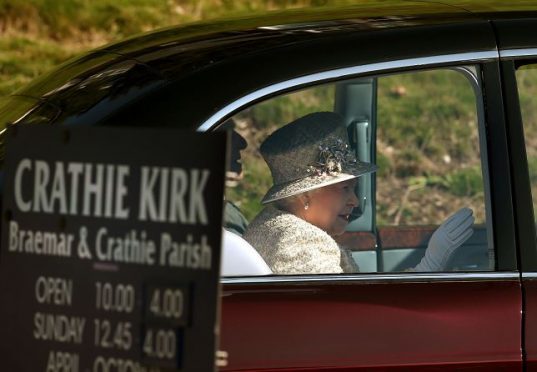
<box><xmin>413</xmin><ymin>207</ymin><xmax>474</xmax><ymax>272</ymax></box>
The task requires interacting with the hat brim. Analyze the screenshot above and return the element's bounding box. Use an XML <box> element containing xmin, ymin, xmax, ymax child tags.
<box><xmin>261</xmin><ymin>161</ymin><xmax>377</xmax><ymax>204</ymax></box>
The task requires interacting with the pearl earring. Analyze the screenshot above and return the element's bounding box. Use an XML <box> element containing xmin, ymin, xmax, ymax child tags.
<box><xmin>304</xmin><ymin>202</ymin><xmax>309</xmax><ymax>210</ymax></box>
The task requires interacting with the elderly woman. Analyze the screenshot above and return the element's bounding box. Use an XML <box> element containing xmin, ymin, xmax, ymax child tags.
<box><xmin>244</xmin><ymin>112</ymin><xmax>475</xmax><ymax>275</ymax></box>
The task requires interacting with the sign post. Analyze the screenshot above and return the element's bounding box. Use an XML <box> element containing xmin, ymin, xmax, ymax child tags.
<box><xmin>0</xmin><ymin>126</ymin><xmax>227</xmax><ymax>371</ymax></box>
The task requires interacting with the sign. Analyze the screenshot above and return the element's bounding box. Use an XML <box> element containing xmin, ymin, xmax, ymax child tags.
<box><xmin>0</xmin><ymin>126</ymin><xmax>227</xmax><ymax>371</ymax></box>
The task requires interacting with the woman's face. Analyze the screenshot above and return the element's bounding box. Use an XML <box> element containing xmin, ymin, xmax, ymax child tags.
<box><xmin>304</xmin><ymin>178</ymin><xmax>359</xmax><ymax>236</ymax></box>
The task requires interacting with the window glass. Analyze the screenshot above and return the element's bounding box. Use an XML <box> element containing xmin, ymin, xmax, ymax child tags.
<box><xmin>226</xmin><ymin>85</ymin><xmax>335</xmax><ymax>222</ymax></box>
<box><xmin>221</xmin><ymin>67</ymin><xmax>493</xmax><ymax>276</ymax></box>
<box><xmin>516</xmin><ymin>64</ymin><xmax>537</xmax><ymax>221</ymax></box>
<box><xmin>376</xmin><ymin>70</ymin><xmax>486</xmax><ymax>226</ymax></box>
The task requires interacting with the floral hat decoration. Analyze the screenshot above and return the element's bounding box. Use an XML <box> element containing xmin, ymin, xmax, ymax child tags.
<box><xmin>260</xmin><ymin>112</ymin><xmax>377</xmax><ymax>204</ymax></box>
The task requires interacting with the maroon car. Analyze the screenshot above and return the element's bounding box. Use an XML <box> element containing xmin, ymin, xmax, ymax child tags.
<box><xmin>3</xmin><ymin>1</ymin><xmax>537</xmax><ymax>370</ymax></box>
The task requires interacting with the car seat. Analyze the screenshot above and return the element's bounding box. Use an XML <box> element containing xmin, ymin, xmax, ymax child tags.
<box><xmin>221</xmin><ymin>229</ymin><xmax>272</xmax><ymax>276</ymax></box>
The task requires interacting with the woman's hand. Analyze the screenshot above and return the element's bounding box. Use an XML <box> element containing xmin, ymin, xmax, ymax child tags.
<box><xmin>414</xmin><ymin>207</ymin><xmax>474</xmax><ymax>272</ymax></box>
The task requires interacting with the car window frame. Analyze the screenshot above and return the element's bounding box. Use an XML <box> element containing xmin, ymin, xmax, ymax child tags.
<box><xmin>203</xmin><ymin>51</ymin><xmax>519</xmax><ymax>284</ymax></box>
<box><xmin>500</xmin><ymin>51</ymin><xmax>537</xmax><ymax>274</ymax></box>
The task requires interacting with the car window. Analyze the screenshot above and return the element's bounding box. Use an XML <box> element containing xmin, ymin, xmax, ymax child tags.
<box><xmin>516</xmin><ymin>64</ymin><xmax>537</xmax><ymax>224</ymax></box>
<box><xmin>372</xmin><ymin>68</ymin><xmax>490</xmax><ymax>272</ymax></box>
<box><xmin>221</xmin><ymin>66</ymin><xmax>493</xmax><ymax>276</ymax></box>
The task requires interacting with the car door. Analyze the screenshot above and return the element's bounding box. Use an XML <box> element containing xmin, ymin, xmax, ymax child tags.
<box><xmin>217</xmin><ymin>20</ymin><xmax>522</xmax><ymax>371</ymax></box>
<box><xmin>495</xmin><ymin>17</ymin><xmax>537</xmax><ymax>371</ymax></box>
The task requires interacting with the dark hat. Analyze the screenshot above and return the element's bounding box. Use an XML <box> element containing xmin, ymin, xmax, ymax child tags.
<box><xmin>260</xmin><ymin>112</ymin><xmax>377</xmax><ymax>204</ymax></box>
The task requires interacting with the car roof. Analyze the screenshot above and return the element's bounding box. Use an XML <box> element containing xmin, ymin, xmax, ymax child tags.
<box><xmin>99</xmin><ymin>1</ymin><xmax>469</xmax><ymax>56</ymax></box>
<box><xmin>84</xmin><ymin>1</ymin><xmax>537</xmax><ymax>58</ymax></box>
<box><xmin>4</xmin><ymin>0</ymin><xmax>537</xmax><ymax>131</ymax></box>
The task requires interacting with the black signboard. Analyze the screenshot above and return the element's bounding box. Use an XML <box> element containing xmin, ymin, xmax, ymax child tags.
<box><xmin>0</xmin><ymin>126</ymin><xmax>227</xmax><ymax>371</ymax></box>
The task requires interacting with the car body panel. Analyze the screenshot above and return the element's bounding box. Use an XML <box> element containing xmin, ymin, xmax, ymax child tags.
<box><xmin>220</xmin><ymin>277</ymin><xmax>521</xmax><ymax>370</ymax></box>
<box><xmin>0</xmin><ymin>1</ymin><xmax>536</xmax><ymax>370</ymax></box>
<box><xmin>522</xmin><ymin>278</ymin><xmax>537</xmax><ymax>371</ymax></box>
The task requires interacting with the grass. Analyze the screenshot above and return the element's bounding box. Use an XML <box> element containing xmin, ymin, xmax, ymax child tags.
<box><xmin>0</xmin><ymin>36</ymin><xmax>77</xmax><ymax>95</ymax></box>
<box><xmin>0</xmin><ymin>0</ymin><xmax>325</xmax><ymax>96</ymax></box>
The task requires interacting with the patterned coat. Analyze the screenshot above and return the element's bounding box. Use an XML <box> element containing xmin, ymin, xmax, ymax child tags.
<box><xmin>243</xmin><ymin>206</ymin><xmax>359</xmax><ymax>274</ymax></box>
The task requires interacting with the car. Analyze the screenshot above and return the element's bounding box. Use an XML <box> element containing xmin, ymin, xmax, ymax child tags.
<box><xmin>3</xmin><ymin>0</ymin><xmax>537</xmax><ymax>370</ymax></box>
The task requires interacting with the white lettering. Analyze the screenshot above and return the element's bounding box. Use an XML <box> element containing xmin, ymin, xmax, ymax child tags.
<box><xmin>13</xmin><ymin>160</ymin><xmax>130</xmax><ymax>218</ymax></box>
<box><xmin>8</xmin><ymin>221</ymin><xmax>73</xmax><ymax>257</ymax></box>
<box><xmin>104</xmin><ymin>165</ymin><xmax>115</xmax><ymax>218</ymax></box>
<box><xmin>138</xmin><ymin>167</ymin><xmax>158</xmax><ymax>221</ymax></box>
<box><xmin>158</xmin><ymin>168</ymin><xmax>169</xmax><ymax>222</ymax></box>
<box><xmin>50</xmin><ymin>162</ymin><xmax>68</xmax><ymax>214</ymax></box>
<box><xmin>159</xmin><ymin>233</ymin><xmax>211</xmax><ymax>269</ymax></box>
<box><xmin>83</xmin><ymin>164</ymin><xmax>104</xmax><ymax>217</ymax></box>
<box><xmin>114</xmin><ymin>166</ymin><xmax>129</xmax><ymax>219</ymax></box>
<box><xmin>93</xmin><ymin>356</ymin><xmax>149</xmax><ymax>372</ymax></box>
<box><xmin>14</xmin><ymin>158</ymin><xmax>31</xmax><ymax>212</ymax></box>
<box><xmin>189</xmin><ymin>169</ymin><xmax>209</xmax><ymax>225</ymax></box>
<box><xmin>33</xmin><ymin>160</ymin><xmax>50</xmax><ymax>212</ymax></box>
<box><xmin>46</xmin><ymin>350</ymin><xmax>79</xmax><ymax>372</ymax></box>
<box><xmin>35</xmin><ymin>276</ymin><xmax>73</xmax><ymax>306</ymax></box>
<box><xmin>95</xmin><ymin>228</ymin><xmax>155</xmax><ymax>265</ymax></box>
<box><xmin>168</xmin><ymin>169</ymin><xmax>187</xmax><ymax>223</ymax></box>
<box><xmin>9</xmin><ymin>220</ymin><xmax>18</xmax><ymax>252</ymax></box>
<box><xmin>139</xmin><ymin>167</ymin><xmax>210</xmax><ymax>224</ymax></box>
<box><xmin>33</xmin><ymin>313</ymin><xmax>85</xmax><ymax>344</ymax></box>
<box><xmin>67</xmin><ymin>163</ymin><xmax>83</xmax><ymax>215</ymax></box>
<box><xmin>96</xmin><ymin>227</ymin><xmax>107</xmax><ymax>261</ymax></box>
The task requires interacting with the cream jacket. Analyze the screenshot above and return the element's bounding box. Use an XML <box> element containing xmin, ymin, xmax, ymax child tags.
<box><xmin>243</xmin><ymin>206</ymin><xmax>358</xmax><ymax>274</ymax></box>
